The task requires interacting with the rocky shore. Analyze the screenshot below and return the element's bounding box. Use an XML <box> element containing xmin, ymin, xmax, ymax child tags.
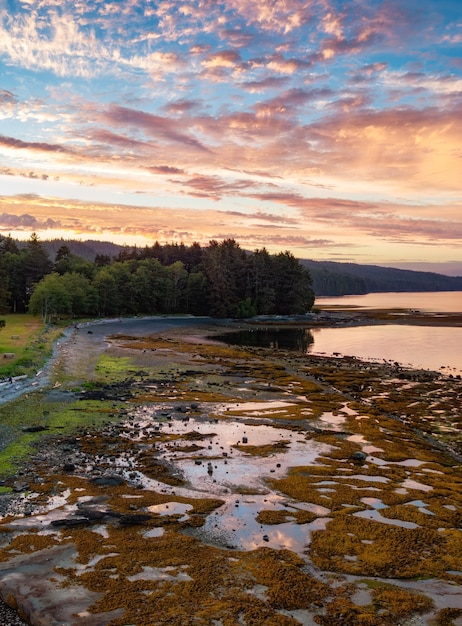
<box><xmin>0</xmin><ymin>316</ymin><xmax>461</xmax><ymax>625</ymax></box>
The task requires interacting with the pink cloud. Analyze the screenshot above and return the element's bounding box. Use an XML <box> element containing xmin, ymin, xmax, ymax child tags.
<box><xmin>202</xmin><ymin>50</ymin><xmax>242</xmax><ymax>69</ymax></box>
<box><xmin>0</xmin><ymin>134</ymin><xmax>73</xmax><ymax>154</ymax></box>
<box><xmin>241</xmin><ymin>76</ymin><xmax>291</xmax><ymax>92</ymax></box>
<box><xmin>149</xmin><ymin>165</ymin><xmax>186</xmax><ymax>175</ymax></box>
<box><xmin>100</xmin><ymin>105</ymin><xmax>210</xmax><ymax>152</ymax></box>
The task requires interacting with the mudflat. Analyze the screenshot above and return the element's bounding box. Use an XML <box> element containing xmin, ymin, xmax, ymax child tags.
<box><xmin>0</xmin><ymin>316</ymin><xmax>461</xmax><ymax>626</ymax></box>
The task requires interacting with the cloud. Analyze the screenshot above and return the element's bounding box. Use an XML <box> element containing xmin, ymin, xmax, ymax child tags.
<box><xmin>223</xmin><ymin>210</ymin><xmax>300</xmax><ymax>225</ymax></box>
<box><xmin>266</xmin><ymin>54</ymin><xmax>311</xmax><ymax>74</ymax></box>
<box><xmin>100</xmin><ymin>105</ymin><xmax>210</xmax><ymax>153</ymax></box>
<box><xmin>212</xmin><ymin>232</ymin><xmax>336</xmax><ymax>248</ymax></box>
<box><xmin>202</xmin><ymin>50</ymin><xmax>242</xmax><ymax>69</ymax></box>
<box><xmin>182</xmin><ymin>175</ymin><xmax>259</xmax><ymax>199</ymax></box>
<box><xmin>149</xmin><ymin>166</ymin><xmax>186</xmax><ymax>175</ymax></box>
<box><xmin>241</xmin><ymin>76</ymin><xmax>291</xmax><ymax>92</ymax></box>
<box><xmin>0</xmin><ymin>89</ymin><xmax>16</xmax><ymax>105</ymax></box>
<box><xmin>0</xmin><ymin>134</ymin><xmax>73</xmax><ymax>154</ymax></box>
<box><xmin>89</xmin><ymin>129</ymin><xmax>151</xmax><ymax>150</ymax></box>
<box><xmin>0</xmin><ymin>212</ymin><xmax>58</xmax><ymax>230</ymax></box>
<box><xmin>248</xmin><ymin>193</ymin><xmax>462</xmax><ymax>243</ymax></box>
<box><xmin>0</xmin><ymin>9</ymin><xmax>114</xmax><ymax>78</ymax></box>
<box><xmin>224</xmin><ymin>0</ymin><xmax>315</xmax><ymax>34</ymax></box>
<box><xmin>162</xmin><ymin>99</ymin><xmax>203</xmax><ymax>115</ymax></box>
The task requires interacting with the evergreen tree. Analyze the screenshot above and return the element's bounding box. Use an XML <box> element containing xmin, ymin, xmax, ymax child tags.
<box><xmin>250</xmin><ymin>248</ymin><xmax>276</xmax><ymax>315</ymax></box>
<box><xmin>202</xmin><ymin>239</ymin><xmax>247</xmax><ymax>317</ymax></box>
<box><xmin>185</xmin><ymin>271</ymin><xmax>210</xmax><ymax>315</ymax></box>
<box><xmin>273</xmin><ymin>251</ymin><xmax>314</xmax><ymax>314</ymax></box>
<box><xmin>22</xmin><ymin>232</ymin><xmax>52</xmax><ymax>296</ymax></box>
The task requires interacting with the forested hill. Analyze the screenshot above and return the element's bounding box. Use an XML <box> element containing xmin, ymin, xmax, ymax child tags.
<box><xmin>302</xmin><ymin>259</ymin><xmax>462</xmax><ymax>296</ymax></box>
<box><xmin>12</xmin><ymin>237</ymin><xmax>462</xmax><ymax>297</ymax></box>
<box><xmin>1</xmin><ymin>236</ymin><xmax>314</xmax><ymax>319</ymax></box>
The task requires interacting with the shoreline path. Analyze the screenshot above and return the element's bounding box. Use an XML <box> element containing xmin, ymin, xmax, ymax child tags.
<box><xmin>0</xmin><ymin>316</ymin><xmax>215</xmax><ymax>408</ymax></box>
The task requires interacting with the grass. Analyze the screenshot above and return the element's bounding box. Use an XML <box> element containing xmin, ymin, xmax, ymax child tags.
<box><xmin>0</xmin><ymin>314</ymin><xmax>62</xmax><ymax>378</ymax></box>
<box><xmin>0</xmin><ymin>393</ymin><xmax>126</xmax><ymax>478</ymax></box>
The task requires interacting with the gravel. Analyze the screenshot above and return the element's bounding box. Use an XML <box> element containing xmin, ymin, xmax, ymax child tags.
<box><xmin>0</xmin><ymin>601</ymin><xmax>28</xmax><ymax>626</ymax></box>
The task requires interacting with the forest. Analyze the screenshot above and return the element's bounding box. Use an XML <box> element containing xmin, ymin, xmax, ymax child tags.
<box><xmin>0</xmin><ymin>234</ymin><xmax>314</xmax><ymax>321</ymax></box>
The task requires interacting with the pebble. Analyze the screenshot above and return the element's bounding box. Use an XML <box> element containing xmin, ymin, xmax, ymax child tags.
<box><xmin>0</xmin><ymin>601</ymin><xmax>28</xmax><ymax>626</ymax></box>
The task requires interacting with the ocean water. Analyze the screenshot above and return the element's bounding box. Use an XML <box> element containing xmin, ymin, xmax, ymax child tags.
<box><xmin>219</xmin><ymin>293</ymin><xmax>462</xmax><ymax>374</ymax></box>
<box><xmin>315</xmin><ymin>291</ymin><xmax>462</xmax><ymax>313</ymax></box>
<box><xmin>313</xmin><ymin>291</ymin><xmax>462</xmax><ymax>373</ymax></box>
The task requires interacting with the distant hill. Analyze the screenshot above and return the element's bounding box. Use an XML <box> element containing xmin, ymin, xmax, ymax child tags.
<box><xmin>302</xmin><ymin>259</ymin><xmax>462</xmax><ymax>296</ymax></box>
<box><xmin>16</xmin><ymin>238</ymin><xmax>124</xmax><ymax>261</ymax></box>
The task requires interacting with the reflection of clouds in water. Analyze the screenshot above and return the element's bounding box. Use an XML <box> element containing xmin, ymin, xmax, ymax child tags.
<box><xmin>354</xmin><ymin>509</ymin><xmax>419</xmax><ymax>529</ymax></box>
<box><xmin>402</xmin><ymin>478</ymin><xmax>433</xmax><ymax>492</ymax></box>
<box><xmin>147</xmin><ymin>414</ymin><xmax>330</xmax><ymax>493</ymax></box>
<box><xmin>120</xmin><ymin>408</ymin><xmax>335</xmax><ymax>558</ymax></box>
<box><xmin>198</xmin><ymin>498</ymin><xmax>332</xmax><ymax>555</ymax></box>
<box><xmin>148</xmin><ymin>502</ymin><xmax>193</xmax><ymax>521</ymax></box>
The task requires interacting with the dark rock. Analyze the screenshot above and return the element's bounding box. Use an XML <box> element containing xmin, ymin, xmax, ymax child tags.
<box><xmin>22</xmin><ymin>425</ymin><xmax>47</xmax><ymax>433</ymax></box>
<box><xmin>51</xmin><ymin>517</ymin><xmax>91</xmax><ymax>528</ymax></box>
<box><xmin>76</xmin><ymin>507</ymin><xmax>106</xmax><ymax>520</ymax></box>
<box><xmin>12</xmin><ymin>481</ymin><xmax>29</xmax><ymax>492</ymax></box>
<box><xmin>350</xmin><ymin>451</ymin><xmax>367</xmax><ymax>463</ymax></box>
<box><xmin>118</xmin><ymin>513</ymin><xmax>152</xmax><ymax>525</ymax></box>
<box><xmin>89</xmin><ymin>474</ymin><xmax>125</xmax><ymax>487</ymax></box>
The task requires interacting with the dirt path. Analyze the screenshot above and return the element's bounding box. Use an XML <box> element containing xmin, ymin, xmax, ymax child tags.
<box><xmin>0</xmin><ymin>317</ymin><xmax>216</xmax><ymax>407</ymax></box>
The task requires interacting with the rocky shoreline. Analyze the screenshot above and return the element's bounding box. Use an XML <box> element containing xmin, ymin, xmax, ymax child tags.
<box><xmin>0</xmin><ymin>316</ymin><xmax>461</xmax><ymax>625</ymax></box>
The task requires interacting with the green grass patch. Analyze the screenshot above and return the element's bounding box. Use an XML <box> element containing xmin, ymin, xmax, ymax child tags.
<box><xmin>95</xmin><ymin>353</ymin><xmax>141</xmax><ymax>381</ymax></box>
<box><xmin>0</xmin><ymin>393</ymin><xmax>125</xmax><ymax>478</ymax></box>
<box><xmin>0</xmin><ymin>314</ymin><xmax>62</xmax><ymax>378</ymax></box>
<box><xmin>0</xmin><ymin>435</ymin><xmax>38</xmax><ymax>477</ymax></box>
<box><xmin>46</xmin><ymin>399</ymin><xmax>124</xmax><ymax>431</ymax></box>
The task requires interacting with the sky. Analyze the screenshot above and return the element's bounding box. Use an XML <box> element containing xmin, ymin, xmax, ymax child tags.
<box><xmin>0</xmin><ymin>0</ymin><xmax>461</xmax><ymax>274</ymax></box>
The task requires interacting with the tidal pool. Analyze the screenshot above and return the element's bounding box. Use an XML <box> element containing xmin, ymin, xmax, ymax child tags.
<box><xmin>121</xmin><ymin>406</ymin><xmax>335</xmax><ymax>555</ymax></box>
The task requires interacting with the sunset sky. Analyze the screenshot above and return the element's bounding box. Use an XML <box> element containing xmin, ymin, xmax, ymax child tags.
<box><xmin>1</xmin><ymin>0</ymin><xmax>461</xmax><ymax>273</ymax></box>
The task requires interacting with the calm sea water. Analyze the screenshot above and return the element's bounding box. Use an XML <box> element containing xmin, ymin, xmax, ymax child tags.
<box><xmin>315</xmin><ymin>291</ymin><xmax>462</xmax><ymax>313</ymax></box>
<box><xmin>309</xmin><ymin>325</ymin><xmax>462</xmax><ymax>374</ymax></box>
<box><xmin>220</xmin><ymin>293</ymin><xmax>462</xmax><ymax>374</ymax></box>
<box><xmin>312</xmin><ymin>292</ymin><xmax>462</xmax><ymax>374</ymax></box>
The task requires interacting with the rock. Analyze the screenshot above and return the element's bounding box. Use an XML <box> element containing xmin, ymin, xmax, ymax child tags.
<box><xmin>22</xmin><ymin>425</ymin><xmax>47</xmax><ymax>433</ymax></box>
<box><xmin>50</xmin><ymin>517</ymin><xmax>91</xmax><ymax>528</ymax></box>
<box><xmin>118</xmin><ymin>514</ymin><xmax>152</xmax><ymax>525</ymax></box>
<box><xmin>12</xmin><ymin>481</ymin><xmax>29</xmax><ymax>493</ymax></box>
<box><xmin>175</xmin><ymin>404</ymin><xmax>188</xmax><ymax>413</ymax></box>
<box><xmin>350</xmin><ymin>451</ymin><xmax>367</xmax><ymax>463</ymax></box>
<box><xmin>89</xmin><ymin>474</ymin><xmax>125</xmax><ymax>487</ymax></box>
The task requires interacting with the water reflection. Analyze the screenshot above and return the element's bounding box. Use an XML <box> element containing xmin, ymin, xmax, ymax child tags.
<box><xmin>214</xmin><ymin>328</ymin><xmax>314</xmax><ymax>351</ymax></box>
<box><xmin>215</xmin><ymin>325</ymin><xmax>462</xmax><ymax>374</ymax></box>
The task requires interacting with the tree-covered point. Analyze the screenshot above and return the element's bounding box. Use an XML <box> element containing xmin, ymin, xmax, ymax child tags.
<box><xmin>1</xmin><ymin>234</ymin><xmax>314</xmax><ymax>320</ymax></box>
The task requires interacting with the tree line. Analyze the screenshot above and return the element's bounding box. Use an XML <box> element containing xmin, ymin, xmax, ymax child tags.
<box><xmin>0</xmin><ymin>234</ymin><xmax>314</xmax><ymax>321</ymax></box>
